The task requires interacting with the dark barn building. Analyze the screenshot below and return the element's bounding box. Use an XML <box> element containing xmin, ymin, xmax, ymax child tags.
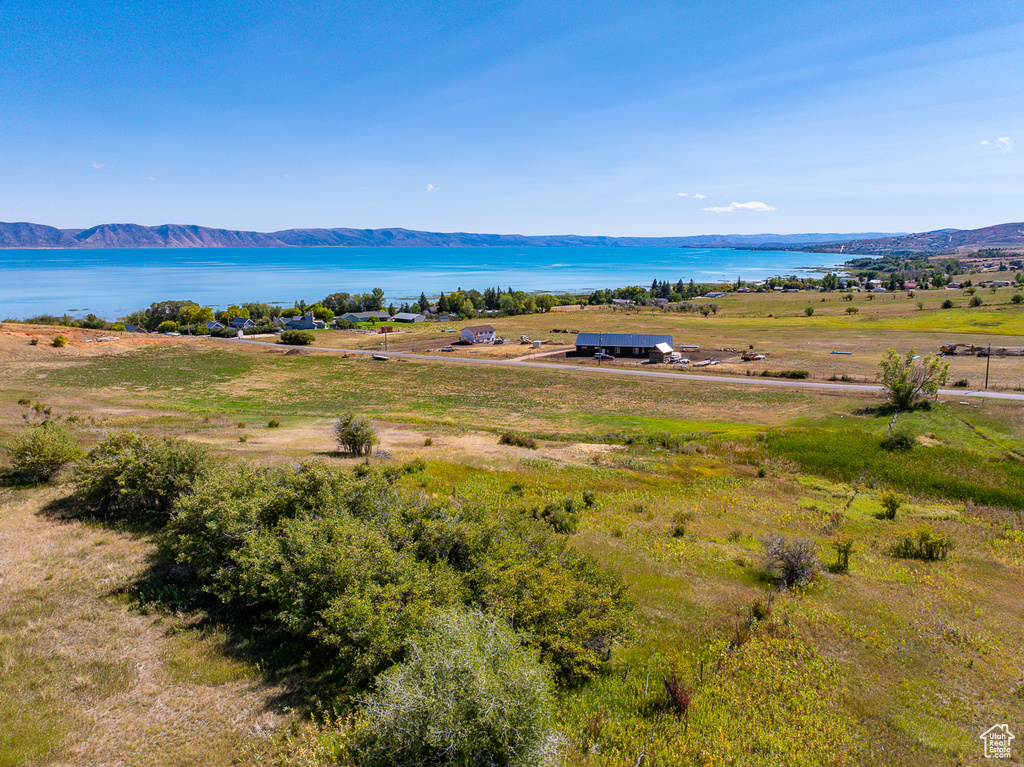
<box><xmin>574</xmin><ymin>333</ymin><xmax>673</xmax><ymax>359</ymax></box>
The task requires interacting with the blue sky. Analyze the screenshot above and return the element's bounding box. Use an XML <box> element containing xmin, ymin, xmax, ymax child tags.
<box><xmin>1</xmin><ymin>0</ymin><xmax>1021</xmax><ymax>236</ymax></box>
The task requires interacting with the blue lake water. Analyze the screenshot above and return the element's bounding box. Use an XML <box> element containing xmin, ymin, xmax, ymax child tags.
<box><xmin>0</xmin><ymin>246</ymin><xmax>840</xmax><ymax>320</ymax></box>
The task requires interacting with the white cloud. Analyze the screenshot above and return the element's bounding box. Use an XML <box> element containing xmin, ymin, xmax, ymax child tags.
<box><xmin>426</xmin><ymin>183</ymin><xmax>439</xmax><ymax>192</ymax></box>
<box><xmin>701</xmin><ymin>201</ymin><xmax>776</xmax><ymax>213</ymax></box>
<box><xmin>147</xmin><ymin>176</ymin><xmax>155</xmax><ymax>181</ymax></box>
<box><xmin>92</xmin><ymin>162</ymin><xmax>104</xmax><ymax>169</ymax></box>
<box><xmin>677</xmin><ymin>192</ymin><xmax>688</xmax><ymax>197</ymax></box>
<box><xmin>981</xmin><ymin>137</ymin><xmax>1011</xmax><ymax>152</ymax></box>
<box><xmin>693</xmin><ymin>193</ymin><xmax>706</xmax><ymax>199</ymax></box>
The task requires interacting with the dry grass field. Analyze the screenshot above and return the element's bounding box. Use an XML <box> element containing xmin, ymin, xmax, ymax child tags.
<box><xmin>1</xmin><ymin>290</ymin><xmax>1023</xmax><ymax>766</ymax></box>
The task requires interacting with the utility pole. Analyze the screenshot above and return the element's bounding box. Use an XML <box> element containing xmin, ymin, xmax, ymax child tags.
<box><xmin>985</xmin><ymin>343</ymin><xmax>991</xmax><ymax>389</ymax></box>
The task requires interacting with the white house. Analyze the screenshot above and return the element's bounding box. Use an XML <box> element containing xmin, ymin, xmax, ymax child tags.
<box><xmin>460</xmin><ymin>324</ymin><xmax>497</xmax><ymax>344</ymax></box>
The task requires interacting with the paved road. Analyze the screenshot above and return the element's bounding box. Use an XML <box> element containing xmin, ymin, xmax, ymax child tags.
<box><xmin>220</xmin><ymin>337</ymin><xmax>1024</xmax><ymax>402</ymax></box>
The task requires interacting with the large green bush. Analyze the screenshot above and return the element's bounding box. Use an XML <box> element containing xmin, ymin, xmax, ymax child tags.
<box><xmin>357</xmin><ymin>610</ymin><xmax>555</xmax><ymax>767</ymax></box>
<box><xmin>334</xmin><ymin>412</ymin><xmax>378</xmax><ymax>456</ymax></box>
<box><xmin>162</xmin><ymin>462</ymin><xmax>634</xmax><ymax>693</ymax></box>
<box><xmin>74</xmin><ymin>432</ymin><xmax>208</xmax><ymax>523</ymax></box>
<box><xmin>4</xmin><ymin>422</ymin><xmax>82</xmax><ymax>482</ymax></box>
<box><xmin>280</xmin><ymin>329</ymin><xmax>315</xmax><ymax>345</ymax></box>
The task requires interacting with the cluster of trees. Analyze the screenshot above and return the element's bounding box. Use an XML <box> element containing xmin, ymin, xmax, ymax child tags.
<box><xmin>422</xmin><ymin>286</ymin><xmax>568</xmax><ymax>318</ymax></box>
<box><xmin>844</xmin><ymin>256</ymin><xmax>973</xmax><ymax>289</ymax></box>
<box><xmin>163</xmin><ymin>460</ymin><xmax>635</xmax><ymax>690</ymax></box>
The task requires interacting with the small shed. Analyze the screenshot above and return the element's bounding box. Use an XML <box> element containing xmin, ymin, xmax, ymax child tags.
<box><xmin>391</xmin><ymin>312</ymin><xmax>426</xmax><ymax>323</ymax></box>
<box><xmin>460</xmin><ymin>325</ymin><xmax>497</xmax><ymax>344</ymax></box>
<box><xmin>649</xmin><ymin>342</ymin><xmax>674</xmax><ymax>363</ymax></box>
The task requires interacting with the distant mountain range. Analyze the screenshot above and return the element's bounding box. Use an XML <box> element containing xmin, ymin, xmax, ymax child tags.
<box><xmin>797</xmin><ymin>222</ymin><xmax>1024</xmax><ymax>256</ymax></box>
<box><xmin>0</xmin><ymin>220</ymin><xmax>901</xmax><ymax>250</ymax></box>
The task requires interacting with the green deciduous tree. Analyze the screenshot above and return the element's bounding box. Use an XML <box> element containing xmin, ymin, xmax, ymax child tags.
<box><xmin>877</xmin><ymin>348</ymin><xmax>949</xmax><ymax>409</ymax></box>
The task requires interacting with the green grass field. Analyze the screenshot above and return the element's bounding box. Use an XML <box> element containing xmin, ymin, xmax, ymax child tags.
<box><xmin>1</xmin><ymin>296</ymin><xmax>1022</xmax><ymax>766</ymax></box>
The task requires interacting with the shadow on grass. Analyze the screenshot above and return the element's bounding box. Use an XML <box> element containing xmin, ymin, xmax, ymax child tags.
<box><xmin>119</xmin><ymin>550</ymin><xmax>352</xmax><ymax>712</ymax></box>
<box><xmin>852</xmin><ymin>401</ymin><xmax>933</xmax><ymax>418</ymax></box>
<box><xmin>0</xmin><ymin>468</ymin><xmax>37</xmax><ymax>490</ymax></box>
<box><xmin>36</xmin><ymin>493</ymin><xmax>168</xmax><ymax>536</ymax></box>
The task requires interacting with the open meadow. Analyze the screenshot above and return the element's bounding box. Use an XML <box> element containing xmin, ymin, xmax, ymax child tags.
<box><xmin>1</xmin><ymin>289</ymin><xmax>1023</xmax><ymax>767</ymax></box>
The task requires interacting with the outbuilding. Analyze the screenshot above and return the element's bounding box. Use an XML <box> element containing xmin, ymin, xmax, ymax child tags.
<box><xmin>341</xmin><ymin>311</ymin><xmax>391</xmax><ymax>323</ymax></box>
<box><xmin>648</xmin><ymin>342</ymin><xmax>675</xmax><ymax>363</ymax></box>
<box><xmin>574</xmin><ymin>332</ymin><xmax>673</xmax><ymax>359</ymax></box>
<box><xmin>460</xmin><ymin>325</ymin><xmax>497</xmax><ymax>344</ymax></box>
<box><xmin>391</xmin><ymin>312</ymin><xmax>426</xmax><ymax>323</ymax></box>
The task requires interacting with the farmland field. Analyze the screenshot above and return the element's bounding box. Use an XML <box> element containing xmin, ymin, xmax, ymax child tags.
<box><xmin>1</xmin><ymin>292</ymin><xmax>1023</xmax><ymax>766</ymax></box>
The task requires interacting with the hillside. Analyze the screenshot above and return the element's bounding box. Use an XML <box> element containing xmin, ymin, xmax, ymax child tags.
<box><xmin>805</xmin><ymin>222</ymin><xmax>1024</xmax><ymax>255</ymax></box>
<box><xmin>0</xmin><ymin>220</ymin><xmax>895</xmax><ymax>249</ymax></box>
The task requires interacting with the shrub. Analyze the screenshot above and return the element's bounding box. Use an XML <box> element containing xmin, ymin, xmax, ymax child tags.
<box><xmin>761</xmin><ymin>534</ymin><xmax>818</xmax><ymax>587</ymax></box>
<box><xmin>582</xmin><ymin>489</ymin><xmax>597</xmax><ymax>508</ymax></box>
<box><xmin>267</xmin><ymin>419</ymin><xmax>281</xmax><ymax>428</ymax></box>
<box><xmin>880</xmin><ymin>429</ymin><xmax>915</xmax><ymax>452</ymax></box>
<box><xmin>52</xmin><ymin>334</ymin><xmax>67</xmax><ymax>348</ymax></box>
<box><xmin>498</xmin><ymin>432</ymin><xmax>537</xmax><ymax>449</ymax></box>
<box><xmin>952</xmin><ymin>378</ymin><xmax>969</xmax><ymax>388</ymax></box>
<box><xmin>73</xmin><ymin>432</ymin><xmax>208</xmax><ymax>523</ymax></box>
<box><xmin>29</xmin><ymin>338</ymin><xmax>39</xmax><ymax>346</ymax></box>
<box><xmin>4</xmin><ymin>422</ymin><xmax>82</xmax><ymax>482</ymax></box>
<box><xmin>877</xmin><ymin>348</ymin><xmax>949</xmax><ymax>409</ymax></box>
<box><xmin>1012</xmin><ymin>293</ymin><xmax>1023</xmax><ymax>304</ymax></box>
<box><xmin>830</xmin><ymin>535</ymin><xmax>855</xmax><ymax>573</ymax></box>
<box><xmin>879</xmin><ymin>491</ymin><xmax>901</xmax><ymax>520</ymax></box>
<box><xmin>671</xmin><ymin>523</ymin><xmax>687</xmax><ymax>538</ymax></box>
<box><xmin>804</xmin><ymin>306</ymin><xmax>814</xmax><ymax>316</ymax></box>
<box><xmin>890</xmin><ymin>526</ymin><xmax>955</xmax><ymax>561</ymax></box>
<box><xmin>842</xmin><ymin>293</ymin><xmax>853</xmax><ymax>301</ymax></box>
<box><xmin>110</xmin><ymin>323</ymin><xmax>126</xmax><ymax>331</ymax></box>
<box><xmin>535</xmin><ymin>498</ymin><xmax>579</xmax><ymax>534</ymax></box>
<box><xmin>915</xmin><ymin>301</ymin><xmax>924</xmax><ymax>310</ymax></box>
<box><xmin>356</xmin><ymin>610</ymin><xmax>554</xmax><ymax>767</ymax></box>
<box><xmin>761</xmin><ymin>370</ymin><xmax>808</xmax><ymax>379</ymax></box>
<box><xmin>334</xmin><ymin>412</ymin><xmax>378</xmax><ymax>456</ymax></box>
<box><xmin>969</xmin><ymin>295</ymin><xmax>983</xmax><ymax>307</ymax></box>
<box><xmin>279</xmin><ymin>329</ymin><xmax>315</xmax><ymax>345</ymax></box>
<box><xmin>156</xmin><ymin>320</ymin><xmax>179</xmax><ymax>333</ymax></box>
<box><xmin>845</xmin><ymin>306</ymin><xmax>859</xmax><ymax>314</ymax></box>
<box><xmin>401</xmin><ymin>457</ymin><xmax>427</xmax><ymax>475</ymax></box>
<box><xmin>941</xmin><ymin>298</ymin><xmax>955</xmax><ymax>309</ymax></box>
<box><xmin>423</xmin><ymin>437</ymin><xmax>433</xmax><ymax>446</ymax></box>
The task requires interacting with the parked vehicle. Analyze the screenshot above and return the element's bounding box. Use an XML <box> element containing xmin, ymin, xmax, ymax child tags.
<box><xmin>441</xmin><ymin>345</ymin><xmax>454</xmax><ymax>352</ymax></box>
<box><xmin>594</xmin><ymin>353</ymin><xmax>614</xmax><ymax>360</ymax></box>
<box><xmin>494</xmin><ymin>338</ymin><xmax>505</xmax><ymax>345</ymax></box>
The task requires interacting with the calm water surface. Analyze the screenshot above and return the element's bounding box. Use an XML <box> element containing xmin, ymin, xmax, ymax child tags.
<box><xmin>0</xmin><ymin>246</ymin><xmax>839</xmax><ymax>319</ymax></box>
